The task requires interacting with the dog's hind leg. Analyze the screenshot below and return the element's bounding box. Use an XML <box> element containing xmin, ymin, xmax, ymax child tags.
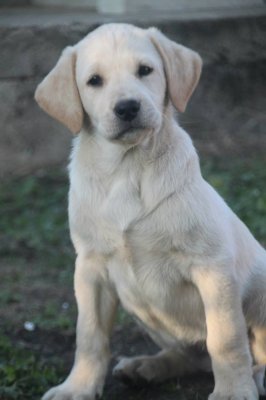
<box><xmin>243</xmin><ymin>256</ymin><xmax>266</xmax><ymax>395</ymax></box>
<box><xmin>251</xmin><ymin>327</ymin><xmax>266</xmax><ymax>396</ymax></box>
<box><xmin>253</xmin><ymin>364</ymin><xmax>265</xmax><ymax>397</ymax></box>
<box><xmin>113</xmin><ymin>343</ymin><xmax>211</xmax><ymax>385</ymax></box>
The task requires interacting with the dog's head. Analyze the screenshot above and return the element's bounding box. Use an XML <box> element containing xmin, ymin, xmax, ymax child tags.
<box><xmin>35</xmin><ymin>24</ymin><xmax>202</xmax><ymax>145</ymax></box>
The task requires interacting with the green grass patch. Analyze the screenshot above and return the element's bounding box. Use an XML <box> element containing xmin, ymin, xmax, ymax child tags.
<box><xmin>0</xmin><ymin>335</ymin><xmax>63</xmax><ymax>400</ymax></box>
<box><xmin>202</xmin><ymin>158</ymin><xmax>266</xmax><ymax>242</ymax></box>
<box><xmin>0</xmin><ymin>170</ymin><xmax>73</xmax><ymax>266</ymax></box>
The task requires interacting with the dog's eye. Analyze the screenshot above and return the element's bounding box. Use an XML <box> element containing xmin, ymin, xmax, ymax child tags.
<box><xmin>138</xmin><ymin>65</ymin><xmax>153</xmax><ymax>77</ymax></box>
<box><xmin>87</xmin><ymin>74</ymin><xmax>103</xmax><ymax>87</ymax></box>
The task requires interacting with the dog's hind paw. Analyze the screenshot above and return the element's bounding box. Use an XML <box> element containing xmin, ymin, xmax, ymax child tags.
<box><xmin>113</xmin><ymin>355</ymin><xmax>166</xmax><ymax>386</ymax></box>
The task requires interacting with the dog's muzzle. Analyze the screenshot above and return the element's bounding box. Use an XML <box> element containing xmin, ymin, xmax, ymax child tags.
<box><xmin>112</xmin><ymin>98</ymin><xmax>153</xmax><ymax>143</ymax></box>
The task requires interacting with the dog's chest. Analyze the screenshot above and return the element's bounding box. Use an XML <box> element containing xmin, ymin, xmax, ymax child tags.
<box><xmin>100</xmin><ymin>189</ymin><xmax>206</xmax><ymax>343</ymax></box>
<box><xmin>69</xmin><ymin>164</ymin><xmax>143</xmax><ymax>251</ymax></box>
<box><xmin>107</xmin><ymin>238</ymin><xmax>206</xmax><ymax>344</ymax></box>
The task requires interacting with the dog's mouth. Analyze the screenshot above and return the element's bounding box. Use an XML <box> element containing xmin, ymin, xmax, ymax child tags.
<box><xmin>112</xmin><ymin>126</ymin><xmax>151</xmax><ymax>143</ymax></box>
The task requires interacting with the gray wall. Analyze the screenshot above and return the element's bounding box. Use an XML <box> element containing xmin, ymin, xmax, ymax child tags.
<box><xmin>0</xmin><ymin>7</ymin><xmax>265</xmax><ymax>177</ymax></box>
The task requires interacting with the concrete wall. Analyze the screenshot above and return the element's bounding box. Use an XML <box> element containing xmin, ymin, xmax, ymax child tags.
<box><xmin>2</xmin><ymin>0</ymin><xmax>265</xmax><ymax>11</ymax></box>
<box><xmin>104</xmin><ymin>0</ymin><xmax>265</xmax><ymax>13</ymax></box>
<box><xmin>0</xmin><ymin>7</ymin><xmax>265</xmax><ymax>177</ymax></box>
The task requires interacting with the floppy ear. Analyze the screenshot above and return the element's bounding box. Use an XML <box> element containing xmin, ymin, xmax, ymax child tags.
<box><xmin>34</xmin><ymin>46</ymin><xmax>83</xmax><ymax>134</ymax></box>
<box><xmin>148</xmin><ymin>28</ymin><xmax>202</xmax><ymax>113</ymax></box>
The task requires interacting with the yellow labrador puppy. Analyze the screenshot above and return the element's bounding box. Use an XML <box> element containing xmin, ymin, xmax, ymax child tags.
<box><xmin>35</xmin><ymin>23</ymin><xmax>266</xmax><ymax>400</ymax></box>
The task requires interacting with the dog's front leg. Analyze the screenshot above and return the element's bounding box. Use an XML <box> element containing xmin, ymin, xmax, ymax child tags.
<box><xmin>192</xmin><ymin>267</ymin><xmax>258</xmax><ymax>400</ymax></box>
<box><xmin>42</xmin><ymin>254</ymin><xmax>118</xmax><ymax>400</ymax></box>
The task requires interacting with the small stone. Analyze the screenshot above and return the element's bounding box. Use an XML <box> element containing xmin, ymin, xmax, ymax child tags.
<box><xmin>24</xmin><ymin>321</ymin><xmax>35</xmax><ymax>331</ymax></box>
<box><xmin>62</xmin><ymin>302</ymin><xmax>69</xmax><ymax>310</ymax></box>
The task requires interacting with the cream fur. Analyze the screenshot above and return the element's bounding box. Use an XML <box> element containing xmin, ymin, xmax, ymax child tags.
<box><xmin>35</xmin><ymin>24</ymin><xmax>266</xmax><ymax>400</ymax></box>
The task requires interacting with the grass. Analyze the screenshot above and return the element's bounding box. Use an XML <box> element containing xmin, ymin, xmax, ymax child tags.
<box><xmin>0</xmin><ymin>335</ymin><xmax>63</xmax><ymax>400</ymax></box>
<box><xmin>0</xmin><ymin>157</ymin><xmax>265</xmax><ymax>399</ymax></box>
<box><xmin>202</xmin><ymin>159</ymin><xmax>266</xmax><ymax>242</ymax></box>
<box><xmin>0</xmin><ymin>171</ymin><xmax>73</xmax><ymax>263</ymax></box>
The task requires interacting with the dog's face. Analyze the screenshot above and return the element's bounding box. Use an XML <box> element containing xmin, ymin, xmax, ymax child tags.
<box><xmin>35</xmin><ymin>24</ymin><xmax>202</xmax><ymax>146</ymax></box>
<box><xmin>76</xmin><ymin>24</ymin><xmax>165</xmax><ymax>145</ymax></box>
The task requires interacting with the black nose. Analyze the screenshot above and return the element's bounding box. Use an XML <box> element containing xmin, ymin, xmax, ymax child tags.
<box><xmin>114</xmin><ymin>99</ymin><xmax>140</xmax><ymax>122</ymax></box>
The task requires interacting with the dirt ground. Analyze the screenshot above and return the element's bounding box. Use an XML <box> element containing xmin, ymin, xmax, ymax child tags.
<box><xmin>12</xmin><ymin>321</ymin><xmax>214</xmax><ymax>400</ymax></box>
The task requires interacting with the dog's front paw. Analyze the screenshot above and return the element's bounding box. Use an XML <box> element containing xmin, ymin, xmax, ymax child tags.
<box><xmin>42</xmin><ymin>358</ymin><xmax>107</xmax><ymax>400</ymax></box>
<box><xmin>42</xmin><ymin>381</ymin><xmax>103</xmax><ymax>400</ymax></box>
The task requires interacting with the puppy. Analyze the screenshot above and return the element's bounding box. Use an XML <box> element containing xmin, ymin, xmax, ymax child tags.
<box><xmin>35</xmin><ymin>23</ymin><xmax>266</xmax><ymax>400</ymax></box>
